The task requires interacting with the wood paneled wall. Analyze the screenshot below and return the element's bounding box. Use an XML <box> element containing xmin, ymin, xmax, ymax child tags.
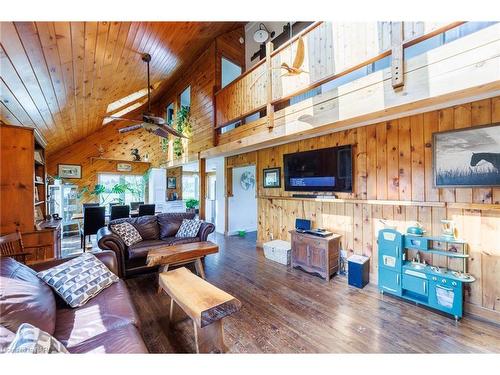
<box><xmin>158</xmin><ymin>26</ymin><xmax>245</xmax><ymax>162</ymax></box>
<box><xmin>253</xmin><ymin>97</ymin><xmax>500</xmax><ymax>316</ymax></box>
<box><xmin>47</xmin><ymin>120</ymin><xmax>158</xmax><ymax>203</ymax></box>
<box><xmin>167</xmin><ymin>167</ymin><xmax>182</xmax><ymax>200</ymax></box>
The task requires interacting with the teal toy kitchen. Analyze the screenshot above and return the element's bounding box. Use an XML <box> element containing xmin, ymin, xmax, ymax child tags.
<box><xmin>378</xmin><ymin>228</ymin><xmax>475</xmax><ymax>321</ymax></box>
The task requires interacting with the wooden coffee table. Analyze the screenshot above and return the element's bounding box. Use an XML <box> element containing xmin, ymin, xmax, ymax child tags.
<box><xmin>146</xmin><ymin>241</ymin><xmax>218</xmax><ymax>285</ymax></box>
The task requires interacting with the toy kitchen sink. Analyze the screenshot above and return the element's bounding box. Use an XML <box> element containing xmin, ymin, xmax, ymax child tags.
<box><xmin>377</xmin><ymin>229</ymin><xmax>475</xmax><ymax>321</ymax></box>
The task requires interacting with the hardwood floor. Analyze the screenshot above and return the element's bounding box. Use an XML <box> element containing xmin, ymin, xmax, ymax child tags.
<box><xmin>125</xmin><ymin>232</ymin><xmax>500</xmax><ymax>353</ymax></box>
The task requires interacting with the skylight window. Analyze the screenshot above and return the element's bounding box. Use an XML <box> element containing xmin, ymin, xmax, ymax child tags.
<box><xmin>103</xmin><ymin>81</ymin><xmax>163</xmax><ymax>125</ymax></box>
<box><xmin>102</xmin><ymin>98</ymin><xmax>148</xmax><ymax>125</ymax></box>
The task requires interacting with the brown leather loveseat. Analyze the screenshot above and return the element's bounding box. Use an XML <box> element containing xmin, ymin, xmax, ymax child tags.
<box><xmin>0</xmin><ymin>251</ymin><xmax>148</xmax><ymax>354</ymax></box>
<box><xmin>97</xmin><ymin>212</ymin><xmax>215</xmax><ymax>278</ymax></box>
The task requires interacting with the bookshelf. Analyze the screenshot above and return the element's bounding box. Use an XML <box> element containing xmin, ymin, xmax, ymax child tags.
<box><xmin>0</xmin><ymin>124</ymin><xmax>61</xmax><ymax>263</ymax></box>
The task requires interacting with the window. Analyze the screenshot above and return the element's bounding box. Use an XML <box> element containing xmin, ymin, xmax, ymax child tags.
<box><xmin>182</xmin><ymin>173</ymin><xmax>199</xmax><ymax>200</ymax></box>
<box><xmin>166</xmin><ymin>102</ymin><xmax>174</xmax><ymax>125</ymax></box>
<box><xmin>221</xmin><ymin>57</ymin><xmax>242</xmax><ymax>88</ymax></box>
<box><xmin>97</xmin><ymin>174</ymin><xmax>145</xmax><ymax>209</ymax></box>
<box><xmin>180</xmin><ymin>86</ymin><xmax>191</xmax><ymax>110</ymax></box>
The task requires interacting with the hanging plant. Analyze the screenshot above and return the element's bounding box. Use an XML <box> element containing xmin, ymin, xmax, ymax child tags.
<box><xmin>173</xmin><ymin>105</ymin><xmax>191</xmax><ymax>158</ymax></box>
<box><xmin>160</xmin><ymin>137</ymin><xmax>169</xmax><ymax>153</ymax></box>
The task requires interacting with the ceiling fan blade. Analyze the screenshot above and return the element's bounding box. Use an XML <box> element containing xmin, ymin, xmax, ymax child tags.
<box><xmin>162</xmin><ymin>124</ymin><xmax>188</xmax><ymax>139</ymax></box>
<box><xmin>106</xmin><ymin>116</ymin><xmax>143</xmax><ymax>123</ymax></box>
<box><xmin>152</xmin><ymin>127</ymin><xmax>171</xmax><ymax>139</ymax></box>
<box><xmin>118</xmin><ymin>124</ymin><xmax>143</xmax><ymax>133</ymax></box>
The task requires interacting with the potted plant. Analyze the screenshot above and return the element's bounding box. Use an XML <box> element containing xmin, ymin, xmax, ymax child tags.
<box><xmin>79</xmin><ymin>183</ymin><xmax>132</xmax><ymax>206</ymax></box>
<box><xmin>185</xmin><ymin>198</ymin><xmax>199</xmax><ymax>214</ymax></box>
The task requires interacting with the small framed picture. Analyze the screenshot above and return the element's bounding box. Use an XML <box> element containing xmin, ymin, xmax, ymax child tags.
<box><xmin>263</xmin><ymin>167</ymin><xmax>281</xmax><ymax>188</ymax></box>
<box><xmin>117</xmin><ymin>163</ymin><xmax>132</xmax><ymax>172</ymax></box>
<box><xmin>167</xmin><ymin>177</ymin><xmax>177</xmax><ymax>189</ymax></box>
<box><xmin>58</xmin><ymin>164</ymin><xmax>82</xmax><ymax>179</ymax></box>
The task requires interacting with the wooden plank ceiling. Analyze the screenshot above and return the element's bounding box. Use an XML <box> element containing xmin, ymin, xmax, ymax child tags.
<box><xmin>0</xmin><ymin>22</ymin><xmax>240</xmax><ymax>153</ymax></box>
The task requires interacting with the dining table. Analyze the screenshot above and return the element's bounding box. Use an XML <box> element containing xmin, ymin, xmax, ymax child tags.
<box><xmin>71</xmin><ymin>209</ymin><xmax>161</xmax><ymax>221</ymax></box>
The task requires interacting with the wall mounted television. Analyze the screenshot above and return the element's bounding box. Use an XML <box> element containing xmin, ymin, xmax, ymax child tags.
<box><xmin>283</xmin><ymin>145</ymin><xmax>353</xmax><ymax>192</ymax></box>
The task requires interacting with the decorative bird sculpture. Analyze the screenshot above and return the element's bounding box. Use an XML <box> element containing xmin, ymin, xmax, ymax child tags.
<box><xmin>277</xmin><ymin>36</ymin><xmax>308</xmax><ymax>76</ymax></box>
<box><xmin>249</xmin><ymin>35</ymin><xmax>309</xmax><ymax>88</ymax></box>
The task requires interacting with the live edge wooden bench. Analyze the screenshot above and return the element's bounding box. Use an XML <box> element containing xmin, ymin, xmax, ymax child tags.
<box><xmin>146</xmin><ymin>241</ymin><xmax>219</xmax><ymax>293</ymax></box>
<box><xmin>159</xmin><ymin>267</ymin><xmax>241</xmax><ymax>353</ymax></box>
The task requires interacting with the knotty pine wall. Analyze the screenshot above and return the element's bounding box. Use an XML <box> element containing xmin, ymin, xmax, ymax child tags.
<box><xmin>253</xmin><ymin>97</ymin><xmax>500</xmax><ymax>315</ymax></box>
<box><xmin>47</xmin><ymin>120</ymin><xmax>158</xmax><ymax>203</ymax></box>
<box><xmin>158</xmin><ymin>26</ymin><xmax>245</xmax><ymax>162</ymax></box>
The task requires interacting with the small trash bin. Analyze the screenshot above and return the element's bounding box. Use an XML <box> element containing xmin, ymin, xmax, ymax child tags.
<box><xmin>348</xmin><ymin>255</ymin><xmax>370</xmax><ymax>288</ymax></box>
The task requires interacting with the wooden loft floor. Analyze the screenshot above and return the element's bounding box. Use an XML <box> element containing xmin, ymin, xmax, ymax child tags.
<box><xmin>127</xmin><ymin>232</ymin><xmax>500</xmax><ymax>353</ymax></box>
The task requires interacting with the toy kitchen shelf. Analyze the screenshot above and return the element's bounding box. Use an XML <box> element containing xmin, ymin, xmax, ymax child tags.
<box><xmin>377</xmin><ymin>229</ymin><xmax>475</xmax><ymax>321</ymax></box>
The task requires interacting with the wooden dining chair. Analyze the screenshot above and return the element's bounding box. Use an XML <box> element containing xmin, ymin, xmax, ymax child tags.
<box><xmin>0</xmin><ymin>230</ymin><xmax>51</xmax><ymax>264</ymax></box>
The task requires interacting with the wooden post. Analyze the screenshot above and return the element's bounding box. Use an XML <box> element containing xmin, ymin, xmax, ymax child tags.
<box><xmin>265</xmin><ymin>40</ymin><xmax>274</xmax><ymax>129</ymax></box>
<box><xmin>224</xmin><ymin>160</ymin><xmax>233</xmax><ymax>235</ymax></box>
<box><xmin>391</xmin><ymin>21</ymin><xmax>404</xmax><ymax>89</ymax></box>
<box><xmin>199</xmin><ymin>157</ymin><xmax>206</xmax><ymax>220</ymax></box>
<box><xmin>212</xmin><ymin>85</ymin><xmax>219</xmax><ymax>147</ymax></box>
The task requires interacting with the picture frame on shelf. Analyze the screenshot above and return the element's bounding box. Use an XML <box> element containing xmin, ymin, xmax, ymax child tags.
<box><xmin>58</xmin><ymin>164</ymin><xmax>82</xmax><ymax>179</ymax></box>
<box><xmin>34</xmin><ymin>149</ymin><xmax>45</xmax><ymax>164</ymax></box>
<box><xmin>34</xmin><ymin>206</ymin><xmax>44</xmax><ymax>221</ymax></box>
<box><xmin>167</xmin><ymin>177</ymin><xmax>177</xmax><ymax>189</ymax></box>
<box><xmin>117</xmin><ymin>163</ymin><xmax>132</xmax><ymax>172</ymax></box>
<box><xmin>433</xmin><ymin>123</ymin><xmax>500</xmax><ymax>187</ymax></box>
<box><xmin>263</xmin><ymin>167</ymin><xmax>281</xmax><ymax>188</ymax></box>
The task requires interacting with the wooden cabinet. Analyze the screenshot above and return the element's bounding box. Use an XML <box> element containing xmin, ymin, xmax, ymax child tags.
<box><xmin>290</xmin><ymin>230</ymin><xmax>341</xmax><ymax>281</ymax></box>
<box><xmin>0</xmin><ymin>124</ymin><xmax>61</xmax><ymax>263</ymax></box>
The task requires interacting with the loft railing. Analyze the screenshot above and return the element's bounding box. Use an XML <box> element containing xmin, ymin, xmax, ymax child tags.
<box><xmin>213</xmin><ymin>21</ymin><xmax>470</xmax><ymax>134</ymax></box>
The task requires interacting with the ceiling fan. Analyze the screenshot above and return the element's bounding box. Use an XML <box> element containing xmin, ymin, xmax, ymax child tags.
<box><xmin>105</xmin><ymin>53</ymin><xmax>187</xmax><ymax>139</ymax></box>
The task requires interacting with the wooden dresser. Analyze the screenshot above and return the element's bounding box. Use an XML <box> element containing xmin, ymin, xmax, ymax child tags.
<box><xmin>290</xmin><ymin>230</ymin><xmax>341</xmax><ymax>281</ymax></box>
<box><xmin>0</xmin><ymin>124</ymin><xmax>62</xmax><ymax>263</ymax></box>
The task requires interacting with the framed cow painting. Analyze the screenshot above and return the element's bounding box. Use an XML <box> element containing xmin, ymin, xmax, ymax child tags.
<box><xmin>433</xmin><ymin>123</ymin><xmax>500</xmax><ymax>187</ymax></box>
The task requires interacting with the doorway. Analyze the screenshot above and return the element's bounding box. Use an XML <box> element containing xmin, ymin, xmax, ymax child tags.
<box><xmin>227</xmin><ymin>165</ymin><xmax>257</xmax><ymax>235</ymax></box>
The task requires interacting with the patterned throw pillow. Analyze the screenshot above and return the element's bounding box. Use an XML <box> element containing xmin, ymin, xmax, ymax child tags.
<box><xmin>110</xmin><ymin>222</ymin><xmax>143</xmax><ymax>246</ymax></box>
<box><xmin>175</xmin><ymin>219</ymin><xmax>203</xmax><ymax>238</ymax></box>
<box><xmin>7</xmin><ymin>323</ymin><xmax>68</xmax><ymax>354</ymax></box>
<box><xmin>37</xmin><ymin>253</ymin><xmax>119</xmax><ymax>308</ymax></box>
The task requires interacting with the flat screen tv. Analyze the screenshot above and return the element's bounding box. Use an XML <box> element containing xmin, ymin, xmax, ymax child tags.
<box><xmin>283</xmin><ymin>145</ymin><xmax>353</xmax><ymax>192</ymax></box>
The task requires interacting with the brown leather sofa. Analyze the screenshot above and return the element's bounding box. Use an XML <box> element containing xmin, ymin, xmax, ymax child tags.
<box><xmin>0</xmin><ymin>251</ymin><xmax>148</xmax><ymax>354</ymax></box>
<box><xmin>97</xmin><ymin>212</ymin><xmax>215</xmax><ymax>278</ymax></box>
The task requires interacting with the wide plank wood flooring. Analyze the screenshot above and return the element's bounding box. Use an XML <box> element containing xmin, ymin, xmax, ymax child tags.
<box><xmin>125</xmin><ymin>232</ymin><xmax>500</xmax><ymax>353</ymax></box>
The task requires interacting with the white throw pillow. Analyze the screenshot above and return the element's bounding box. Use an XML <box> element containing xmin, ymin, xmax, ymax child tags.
<box><xmin>175</xmin><ymin>219</ymin><xmax>203</xmax><ymax>238</ymax></box>
<box><xmin>7</xmin><ymin>323</ymin><xmax>69</xmax><ymax>354</ymax></box>
<box><xmin>110</xmin><ymin>222</ymin><xmax>143</xmax><ymax>246</ymax></box>
<box><xmin>37</xmin><ymin>253</ymin><xmax>119</xmax><ymax>308</ymax></box>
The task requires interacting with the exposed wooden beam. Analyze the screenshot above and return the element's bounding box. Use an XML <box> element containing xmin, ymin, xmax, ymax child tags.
<box><xmin>198</xmin><ymin>158</ymin><xmax>206</xmax><ymax>220</ymax></box>
<box><xmin>265</xmin><ymin>41</ymin><xmax>274</xmax><ymax>130</ymax></box>
<box><xmin>391</xmin><ymin>21</ymin><xmax>404</xmax><ymax>89</ymax></box>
